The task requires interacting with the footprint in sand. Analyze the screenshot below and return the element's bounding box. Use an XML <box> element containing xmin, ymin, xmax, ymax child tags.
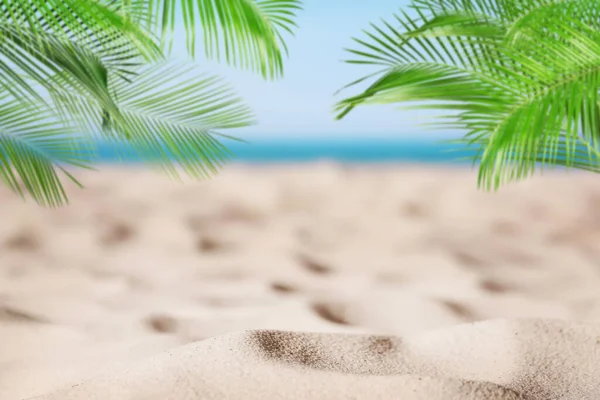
<box><xmin>310</xmin><ymin>302</ymin><xmax>352</xmax><ymax>326</ymax></box>
<box><xmin>145</xmin><ymin>314</ymin><xmax>178</xmax><ymax>334</ymax></box>
<box><xmin>438</xmin><ymin>300</ymin><xmax>477</xmax><ymax>321</ymax></box>
<box><xmin>196</xmin><ymin>236</ymin><xmax>228</xmax><ymax>253</ymax></box>
<box><xmin>452</xmin><ymin>249</ymin><xmax>487</xmax><ymax>269</ymax></box>
<box><xmin>3</xmin><ymin>230</ymin><xmax>41</xmax><ymax>252</ymax></box>
<box><xmin>401</xmin><ymin>201</ymin><xmax>429</xmax><ymax>219</ymax></box>
<box><xmin>296</xmin><ymin>254</ymin><xmax>332</xmax><ymax>275</ymax></box>
<box><xmin>478</xmin><ymin>278</ymin><xmax>512</xmax><ymax>294</ymax></box>
<box><xmin>0</xmin><ymin>304</ymin><xmax>47</xmax><ymax>324</ymax></box>
<box><xmin>98</xmin><ymin>221</ymin><xmax>135</xmax><ymax>246</ymax></box>
<box><xmin>269</xmin><ymin>282</ymin><xmax>298</xmax><ymax>294</ymax></box>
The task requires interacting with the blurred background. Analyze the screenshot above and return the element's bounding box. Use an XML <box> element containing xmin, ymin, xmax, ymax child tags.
<box><xmin>3</xmin><ymin>1</ymin><xmax>600</xmax><ymax>399</ymax></box>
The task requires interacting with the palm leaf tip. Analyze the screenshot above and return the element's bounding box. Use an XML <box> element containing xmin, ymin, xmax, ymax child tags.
<box><xmin>154</xmin><ymin>0</ymin><xmax>302</xmax><ymax>80</ymax></box>
<box><xmin>0</xmin><ymin>98</ymin><xmax>93</xmax><ymax>207</ymax></box>
<box><xmin>104</xmin><ymin>62</ymin><xmax>255</xmax><ymax>179</ymax></box>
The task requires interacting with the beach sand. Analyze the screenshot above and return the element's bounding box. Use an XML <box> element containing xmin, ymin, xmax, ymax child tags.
<box><xmin>2</xmin><ymin>164</ymin><xmax>600</xmax><ymax>399</ymax></box>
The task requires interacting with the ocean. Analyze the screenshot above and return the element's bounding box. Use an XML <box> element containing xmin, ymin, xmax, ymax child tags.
<box><xmin>94</xmin><ymin>137</ymin><xmax>476</xmax><ymax>164</ymax></box>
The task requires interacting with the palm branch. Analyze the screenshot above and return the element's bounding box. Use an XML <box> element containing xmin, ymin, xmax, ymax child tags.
<box><xmin>126</xmin><ymin>0</ymin><xmax>302</xmax><ymax>79</ymax></box>
<box><xmin>335</xmin><ymin>0</ymin><xmax>600</xmax><ymax>190</ymax></box>
<box><xmin>0</xmin><ymin>92</ymin><xmax>94</xmax><ymax>206</ymax></box>
<box><xmin>0</xmin><ymin>0</ymin><xmax>301</xmax><ymax>206</ymax></box>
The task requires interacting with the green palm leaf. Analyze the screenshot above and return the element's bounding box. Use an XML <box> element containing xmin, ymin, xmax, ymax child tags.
<box><xmin>0</xmin><ymin>0</ymin><xmax>301</xmax><ymax>206</ymax></box>
<box><xmin>145</xmin><ymin>0</ymin><xmax>302</xmax><ymax>79</ymax></box>
<box><xmin>106</xmin><ymin>62</ymin><xmax>255</xmax><ymax>179</ymax></box>
<box><xmin>0</xmin><ymin>25</ymin><xmax>126</xmax><ymax>127</ymax></box>
<box><xmin>0</xmin><ymin>0</ymin><xmax>160</xmax><ymax>59</ymax></box>
<box><xmin>0</xmin><ymin>94</ymin><xmax>93</xmax><ymax>207</ymax></box>
<box><xmin>0</xmin><ymin>0</ymin><xmax>162</xmax><ymax>129</ymax></box>
<box><xmin>336</xmin><ymin>0</ymin><xmax>600</xmax><ymax>190</ymax></box>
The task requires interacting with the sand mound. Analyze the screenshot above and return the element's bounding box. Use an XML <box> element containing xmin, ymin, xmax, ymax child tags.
<box><xmin>32</xmin><ymin>318</ymin><xmax>600</xmax><ymax>400</ymax></box>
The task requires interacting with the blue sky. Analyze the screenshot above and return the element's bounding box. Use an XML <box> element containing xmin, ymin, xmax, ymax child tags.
<box><xmin>175</xmin><ymin>0</ymin><xmax>449</xmax><ymax>139</ymax></box>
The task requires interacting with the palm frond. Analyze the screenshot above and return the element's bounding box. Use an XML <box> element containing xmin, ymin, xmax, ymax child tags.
<box><xmin>146</xmin><ymin>0</ymin><xmax>302</xmax><ymax>79</ymax></box>
<box><xmin>43</xmin><ymin>61</ymin><xmax>255</xmax><ymax>180</ymax></box>
<box><xmin>0</xmin><ymin>0</ymin><xmax>161</xmax><ymax>61</ymax></box>
<box><xmin>0</xmin><ymin>93</ymin><xmax>93</xmax><ymax>206</ymax></box>
<box><xmin>104</xmin><ymin>62</ymin><xmax>255</xmax><ymax>179</ymax></box>
<box><xmin>404</xmin><ymin>12</ymin><xmax>505</xmax><ymax>40</ymax></box>
<box><xmin>470</xmin><ymin>20</ymin><xmax>600</xmax><ymax>188</ymax></box>
<box><xmin>336</xmin><ymin>0</ymin><xmax>600</xmax><ymax>190</ymax></box>
<box><xmin>0</xmin><ymin>0</ymin><xmax>298</xmax><ymax>206</ymax></box>
<box><xmin>0</xmin><ymin>25</ymin><xmax>136</xmax><ymax>136</ymax></box>
<box><xmin>334</xmin><ymin>62</ymin><xmax>506</xmax><ymax>119</ymax></box>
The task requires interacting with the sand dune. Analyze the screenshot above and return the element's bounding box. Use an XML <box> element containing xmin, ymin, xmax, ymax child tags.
<box><xmin>31</xmin><ymin>319</ymin><xmax>600</xmax><ymax>399</ymax></box>
<box><xmin>2</xmin><ymin>164</ymin><xmax>600</xmax><ymax>399</ymax></box>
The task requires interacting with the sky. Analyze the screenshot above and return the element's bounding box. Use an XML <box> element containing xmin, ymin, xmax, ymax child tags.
<box><xmin>173</xmin><ymin>0</ymin><xmax>449</xmax><ymax>139</ymax></box>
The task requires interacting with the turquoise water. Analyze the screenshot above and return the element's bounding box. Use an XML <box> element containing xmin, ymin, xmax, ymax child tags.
<box><xmin>94</xmin><ymin>137</ymin><xmax>477</xmax><ymax>164</ymax></box>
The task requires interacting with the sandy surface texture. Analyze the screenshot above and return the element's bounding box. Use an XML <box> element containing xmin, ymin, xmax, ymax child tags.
<box><xmin>2</xmin><ymin>164</ymin><xmax>600</xmax><ymax>399</ymax></box>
